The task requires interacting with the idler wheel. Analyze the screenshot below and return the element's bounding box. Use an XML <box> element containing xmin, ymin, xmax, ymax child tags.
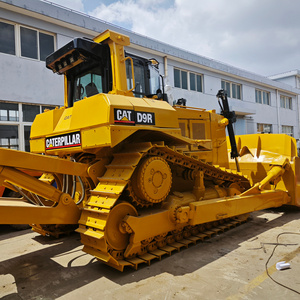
<box><xmin>105</xmin><ymin>202</ymin><xmax>138</xmax><ymax>251</ymax></box>
<box><xmin>132</xmin><ymin>157</ymin><xmax>172</xmax><ymax>203</ymax></box>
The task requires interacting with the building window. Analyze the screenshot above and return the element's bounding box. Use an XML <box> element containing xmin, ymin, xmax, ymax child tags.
<box><xmin>0</xmin><ymin>101</ymin><xmax>56</xmax><ymax>151</ymax></box>
<box><xmin>0</xmin><ymin>103</ymin><xmax>19</xmax><ymax>121</ymax></box>
<box><xmin>282</xmin><ymin>125</ymin><xmax>293</xmax><ymax>136</ymax></box>
<box><xmin>221</xmin><ymin>80</ymin><xmax>241</xmax><ymax>99</ymax></box>
<box><xmin>257</xmin><ymin>123</ymin><xmax>272</xmax><ymax>134</ymax></box>
<box><xmin>39</xmin><ymin>32</ymin><xmax>55</xmax><ymax>61</ymax></box>
<box><xmin>0</xmin><ymin>125</ymin><xmax>19</xmax><ymax>149</ymax></box>
<box><xmin>0</xmin><ymin>21</ymin><xmax>15</xmax><ymax>55</ymax></box>
<box><xmin>24</xmin><ymin>125</ymin><xmax>31</xmax><ymax>152</ymax></box>
<box><xmin>280</xmin><ymin>95</ymin><xmax>292</xmax><ymax>109</ymax></box>
<box><xmin>174</xmin><ymin>68</ymin><xmax>203</xmax><ymax>92</ymax></box>
<box><xmin>0</xmin><ymin>20</ymin><xmax>55</xmax><ymax>62</ymax></box>
<box><xmin>21</xmin><ymin>27</ymin><xmax>38</xmax><ymax>59</ymax></box>
<box><xmin>20</xmin><ymin>26</ymin><xmax>54</xmax><ymax>61</ymax></box>
<box><xmin>255</xmin><ymin>89</ymin><xmax>270</xmax><ymax>105</ymax></box>
<box><xmin>22</xmin><ymin>104</ymin><xmax>40</xmax><ymax>122</ymax></box>
<box><xmin>189</xmin><ymin>72</ymin><xmax>203</xmax><ymax>92</ymax></box>
<box><xmin>174</xmin><ymin>68</ymin><xmax>187</xmax><ymax>89</ymax></box>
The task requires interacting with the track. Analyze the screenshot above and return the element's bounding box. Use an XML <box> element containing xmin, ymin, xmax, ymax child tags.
<box><xmin>77</xmin><ymin>142</ymin><xmax>250</xmax><ymax>271</ymax></box>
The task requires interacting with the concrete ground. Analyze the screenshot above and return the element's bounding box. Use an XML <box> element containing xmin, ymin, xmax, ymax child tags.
<box><xmin>0</xmin><ymin>207</ymin><xmax>299</xmax><ymax>300</ymax></box>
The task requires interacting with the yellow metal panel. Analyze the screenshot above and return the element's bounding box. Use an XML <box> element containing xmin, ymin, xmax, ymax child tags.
<box><xmin>107</xmin><ymin>94</ymin><xmax>179</xmax><ymax>128</ymax></box>
<box><xmin>30</xmin><ymin>107</ymin><xmax>65</xmax><ymax>138</ymax></box>
<box><xmin>174</xmin><ymin>106</ymin><xmax>207</xmax><ymax>119</ymax></box>
<box><xmin>52</xmin><ymin>108</ymin><xmax>73</xmax><ymax>132</ymax></box>
<box><xmin>70</xmin><ymin>94</ymin><xmax>110</xmax><ymax>129</ymax></box>
<box><xmin>30</xmin><ymin>138</ymin><xmax>45</xmax><ymax>153</ymax></box>
<box><xmin>33</xmin><ymin>95</ymin><xmax>111</xmax><ymax>142</ymax></box>
<box><xmin>93</xmin><ymin>29</ymin><xmax>130</xmax><ymax>46</ymax></box>
<box><xmin>189</xmin><ymin>120</ymin><xmax>210</xmax><ymax>152</ymax></box>
<box><xmin>81</xmin><ymin>126</ymin><xmax>111</xmax><ymax>149</ymax></box>
<box><xmin>178</xmin><ymin>120</ymin><xmax>189</xmax><ymax>138</ymax></box>
<box><xmin>110</xmin><ymin>126</ymin><xmax>136</xmax><ymax>148</ymax></box>
<box><xmin>133</xmin><ymin>97</ymin><xmax>179</xmax><ymax>128</ymax></box>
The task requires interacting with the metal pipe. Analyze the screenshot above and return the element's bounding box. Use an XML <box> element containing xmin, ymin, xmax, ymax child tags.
<box><xmin>9</xmin><ymin>184</ymin><xmax>37</xmax><ymax>205</ymax></box>
<box><xmin>75</xmin><ymin>176</ymin><xmax>85</xmax><ymax>205</ymax></box>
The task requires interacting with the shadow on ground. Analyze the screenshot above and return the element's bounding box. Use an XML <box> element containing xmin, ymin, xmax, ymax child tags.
<box><xmin>0</xmin><ymin>206</ymin><xmax>299</xmax><ymax>299</ymax></box>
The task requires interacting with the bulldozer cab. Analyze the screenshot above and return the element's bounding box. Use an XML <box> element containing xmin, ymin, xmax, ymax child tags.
<box><xmin>46</xmin><ymin>30</ymin><xmax>164</xmax><ymax>108</ymax></box>
<box><xmin>125</xmin><ymin>53</ymin><xmax>163</xmax><ymax>100</ymax></box>
<box><xmin>46</xmin><ymin>37</ymin><xmax>112</xmax><ymax>107</ymax></box>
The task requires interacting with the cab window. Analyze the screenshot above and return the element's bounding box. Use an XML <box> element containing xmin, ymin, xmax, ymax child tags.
<box><xmin>73</xmin><ymin>71</ymin><xmax>103</xmax><ymax>102</ymax></box>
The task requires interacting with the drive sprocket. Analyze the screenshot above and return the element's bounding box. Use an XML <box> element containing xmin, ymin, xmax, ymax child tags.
<box><xmin>130</xmin><ymin>156</ymin><xmax>172</xmax><ymax>204</ymax></box>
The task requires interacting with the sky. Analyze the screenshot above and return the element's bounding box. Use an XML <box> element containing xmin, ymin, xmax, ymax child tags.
<box><xmin>47</xmin><ymin>0</ymin><xmax>300</xmax><ymax>77</ymax></box>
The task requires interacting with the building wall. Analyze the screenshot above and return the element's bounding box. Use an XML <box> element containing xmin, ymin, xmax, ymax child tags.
<box><xmin>0</xmin><ymin>7</ymin><xmax>91</xmax><ymax>150</ymax></box>
<box><xmin>166</xmin><ymin>58</ymin><xmax>299</xmax><ymax>137</ymax></box>
<box><xmin>0</xmin><ymin>9</ymin><xmax>63</xmax><ymax>106</ymax></box>
<box><xmin>272</xmin><ymin>75</ymin><xmax>295</xmax><ymax>87</ymax></box>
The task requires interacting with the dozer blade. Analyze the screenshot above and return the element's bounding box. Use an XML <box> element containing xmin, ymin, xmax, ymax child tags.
<box><xmin>0</xmin><ymin>148</ymin><xmax>90</xmax><ymax>225</ymax></box>
<box><xmin>0</xmin><ymin>147</ymin><xmax>89</xmax><ymax>176</ymax></box>
<box><xmin>0</xmin><ymin>196</ymin><xmax>80</xmax><ymax>224</ymax></box>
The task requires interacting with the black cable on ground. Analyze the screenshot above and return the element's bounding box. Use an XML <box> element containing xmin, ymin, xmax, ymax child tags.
<box><xmin>265</xmin><ymin>232</ymin><xmax>300</xmax><ymax>295</ymax></box>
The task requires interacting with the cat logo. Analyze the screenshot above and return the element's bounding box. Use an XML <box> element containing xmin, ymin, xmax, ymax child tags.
<box><xmin>114</xmin><ymin>109</ymin><xmax>155</xmax><ymax>125</ymax></box>
<box><xmin>114</xmin><ymin>109</ymin><xmax>135</xmax><ymax>124</ymax></box>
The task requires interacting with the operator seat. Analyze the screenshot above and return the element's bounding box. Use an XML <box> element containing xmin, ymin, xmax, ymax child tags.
<box><xmin>85</xmin><ymin>82</ymin><xmax>99</xmax><ymax>97</ymax></box>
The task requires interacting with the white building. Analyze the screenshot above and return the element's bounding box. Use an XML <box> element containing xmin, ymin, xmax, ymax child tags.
<box><xmin>269</xmin><ymin>70</ymin><xmax>300</xmax><ymax>91</ymax></box>
<box><xmin>0</xmin><ymin>0</ymin><xmax>299</xmax><ymax>151</ymax></box>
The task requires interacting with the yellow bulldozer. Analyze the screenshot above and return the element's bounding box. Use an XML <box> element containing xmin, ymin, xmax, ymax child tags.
<box><xmin>0</xmin><ymin>30</ymin><xmax>299</xmax><ymax>271</ymax></box>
